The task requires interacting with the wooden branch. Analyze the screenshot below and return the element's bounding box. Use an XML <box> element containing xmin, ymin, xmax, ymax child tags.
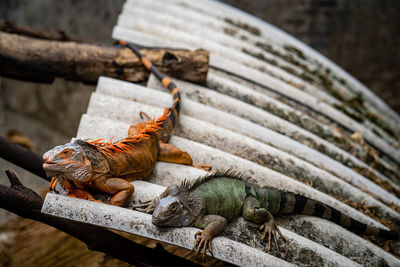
<box><xmin>0</xmin><ymin>170</ymin><xmax>200</xmax><ymax>267</ymax></box>
<box><xmin>0</xmin><ymin>31</ymin><xmax>209</xmax><ymax>84</ymax></box>
<box><xmin>0</xmin><ymin>137</ymin><xmax>48</xmax><ymax>181</ymax></box>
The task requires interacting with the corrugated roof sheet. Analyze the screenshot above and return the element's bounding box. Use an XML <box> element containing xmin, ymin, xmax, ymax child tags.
<box><xmin>42</xmin><ymin>0</ymin><xmax>400</xmax><ymax>265</ymax></box>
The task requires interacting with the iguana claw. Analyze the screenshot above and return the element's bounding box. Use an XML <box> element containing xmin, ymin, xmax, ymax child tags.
<box><xmin>193</xmin><ymin>230</ymin><xmax>213</xmax><ymax>262</ymax></box>
<box><xmin>49</xmin><ymin>177</ymin><xmax>58</xmax><ymax>191</ymax></box>
<box><xmin>131</xmin><ymin>199</ymin><xmax>157</xmax><ymax>214</ymax></box>
<box><xmin>260</xmin><ymin>220</ymin><xmax>289</xmax><ymax>258</ymax></box>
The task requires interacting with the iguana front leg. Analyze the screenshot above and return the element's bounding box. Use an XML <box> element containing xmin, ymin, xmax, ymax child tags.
<box><xmin>132</xmin><ymin>185</ymin><xmax>179</xmax><ymax>213</ymax></box>
<box><xmin>193</xmin><ymin>215</ymin><xmax>227</xmax><ymax>261</ymax></box>
<box><xmin>131</xmin><ymin>200</ymin><xmax>156</xmax><ymax>213</ymax></box>
<box><xmin>243</xmin><ymin>196</ymin><xmax>289</xmax><ymax>258</ymax></box>
<box><xmin>50</xmin><ymin>178</ymin><xmax>103</xmax><ymax>203</ymax></box>
<box><xmin>158</xmin><ymin>143</ymin><xmax>211</xmax><ymax>171</ymax></box>
<box><xmin>63</xmin><ymin>180</ymin><xmax>98</xmax><ymax>202</ymax></box>
<box><xmin>90</xmin><ymin>176</ymin><xmax>134</xmax><ymax>207</ymax></box>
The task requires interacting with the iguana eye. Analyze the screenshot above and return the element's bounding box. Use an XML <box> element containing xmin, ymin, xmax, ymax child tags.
<box><xmin>170</xmin><ymin>203</ymin><xmax>178</xmax><ymax>211</ymax></box>
<box><xmin>60</xmin><ymin>149</ymin><xmax>72</xmax><ymax>158</ymax></box>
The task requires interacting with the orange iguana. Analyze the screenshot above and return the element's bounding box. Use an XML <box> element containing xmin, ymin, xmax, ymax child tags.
<box><xmin>42</xmin><ymin>41</ymin><xmax>210</xmax><ymax>207</ymax></box>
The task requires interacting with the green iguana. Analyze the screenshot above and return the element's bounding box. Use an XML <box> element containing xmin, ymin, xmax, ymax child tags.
<box><xmin>148</xmin><ymin>170</ymin><xmax>399</xmax><ymax>259</ymax></box>
<box><xmin>42</xmin><ymin>40</ymin><xmax>210</xmax><ymax>207</ymax></box>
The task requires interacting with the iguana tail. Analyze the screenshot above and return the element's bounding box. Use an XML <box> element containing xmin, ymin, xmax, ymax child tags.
<box><xmin>120</xmin><ymin>40</ymin><xmax>181</xmax><ymax>143</ymax></box>
<box><xmin>276</xmin><ymin>192</ymin><xmax>399</xmax><ymax>240</ymax></box>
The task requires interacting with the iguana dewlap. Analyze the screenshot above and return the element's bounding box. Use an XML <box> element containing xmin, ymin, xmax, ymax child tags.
<box><xmin>150</xmin><ymin>170</ymin><xmax>399</xmax><ymax>259</ymax></box>
<box><xmin>43</xmin><ymin>41</ymin><xmax>209</xmax><ymax>207</ymax></box>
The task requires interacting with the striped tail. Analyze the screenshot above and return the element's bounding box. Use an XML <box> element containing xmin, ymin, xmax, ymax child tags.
<box><xmin>276</xmin><ymin>192</ymin><xmax>399</xmax><ymax>240</ymax></box>
<box><xmin>120</xmin><ymin>40</ymin><xmax>181</xmax><ymax>142</ymax></box>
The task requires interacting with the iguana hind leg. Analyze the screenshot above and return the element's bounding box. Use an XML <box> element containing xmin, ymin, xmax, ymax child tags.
<box><xmin>91</xmin><ymin>177</ymin><xmax>134</xmax><ymax>207</ymax></box>
<box><xmin>243</xmin><ymin>196</ymin><xmax>289</xmax><ymax>258</ymax></box>
<box><xmin>158</xmin><ymin>142</ymin><xmax>211</xmax><ymax>171</ymax></box>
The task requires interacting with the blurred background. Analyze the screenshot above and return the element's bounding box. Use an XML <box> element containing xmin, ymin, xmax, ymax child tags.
<box><xmin>0</xmin><ymin>0</ymin><xmax>399</xmax><ymax>264</ymax></box>
<box><xmin>222</xmin><ymin>0</ymin><xmax>400</xmax><ymax>114</ymax></box>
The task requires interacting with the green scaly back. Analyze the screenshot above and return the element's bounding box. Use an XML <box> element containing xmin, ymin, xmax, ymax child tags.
<box><xmin>177</xmin><ymin>169</ymin><xmax>258</xmax><ymax>193</ymax></box>
<box><xmin>177</xmin><ymin>170</ymin><xmax>258</xmax><ymax>222</ymax></box>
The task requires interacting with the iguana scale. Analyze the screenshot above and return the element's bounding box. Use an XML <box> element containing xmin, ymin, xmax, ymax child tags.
<box><xmin>150</xmin><ymin>170</ymin><xmax>399</xmax><ymax>259</ymax></box>
<box><xmin>42</xmin><ymin>41</ymin><xmax>209</xmax><ymax>207</ymax></box>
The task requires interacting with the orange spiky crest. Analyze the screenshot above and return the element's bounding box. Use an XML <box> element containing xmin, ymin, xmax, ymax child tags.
<box><xmin>88</xmin><ymin>109</ymin><xmax>169</xmax><ymax>157</ymax></box>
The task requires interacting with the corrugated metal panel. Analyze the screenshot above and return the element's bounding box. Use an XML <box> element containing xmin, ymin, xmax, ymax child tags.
<box><xmin>42</xmin><ymin>0</ymin><xmax>400</xmax><ymax>266</ymax></box>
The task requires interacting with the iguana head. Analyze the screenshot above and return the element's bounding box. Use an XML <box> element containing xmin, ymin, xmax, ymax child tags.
<box><xmin>42</xmin><ymin>141</ymin><xmax>92</xmax><ymax>183</ymax></box>
<box><xmin>152</xmin><ymin>185</ymin><xmax>204</xmax><ymax>227</ymax></box>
